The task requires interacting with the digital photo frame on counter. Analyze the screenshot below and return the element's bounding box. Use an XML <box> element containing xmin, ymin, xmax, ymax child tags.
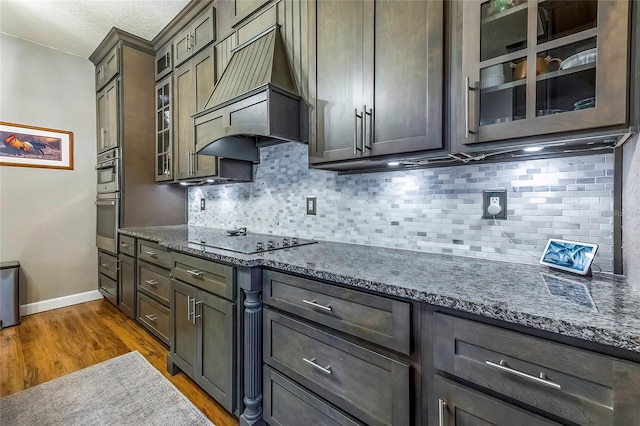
<box><xmin>539</xmin><ymin>238</ymin><xmax>598</xmax><ymax>276</ymax></box>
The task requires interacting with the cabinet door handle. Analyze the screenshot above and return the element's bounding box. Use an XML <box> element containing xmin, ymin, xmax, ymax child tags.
<box><xmin>186</xmin><ymin>295</ymin><xmax>192</xmax><ymax>321</ymax></box>
<box><xmin>190</xmin><ymin>32</ymin><xmax>195</xmax><ymax>48</ymax></box>
<box><xmin>144</xmin><ymin>250</ymin><xmax>157</xmax><ymax>258</ymax></box>
<box><xmin>353</xmin><ymin>108</ymin><xmax>363</xmax><ymax>155</ymax></box>
<box><xmin>485</xmin><ymin>360</ymin><xmax>561</xmax><ymax>390</ymax></box>
<box><xmin>302</xmin><ymin>299</ymin><xmax>332</xmax><ymax>312</ymax></box>
<box><xmin>465</xmin><ymin>77</ymin><xmax>477</xmax><ymax>138</ymax></box>
<box><xmin>186</xmin><ymin>33</ymin><xmax>191</xmax><ymax>50</ymax></box>
<box><xmin>145</xmin><ymin>279</ymin><xmax>158</xmax><ymax>287</ymax></box>
<box><xmin>165</xmin><ymin>52</ymin><xmax>170</xmax><ymax>68</ymax></box>
<box><xmin>194</xmin><ymin>300</ymin><xmax>202</xmax><ymax>323</ymax></box>
<box><xmin>438</xmin><ymin>398</ymin><xmax>447</xmax><ymax>426</ymax></box>
<box><xmin>145</xmin><ymin>314</ymin><xmax>158</xmax><ymax>322</ymax></box>
<box><xmin>100</xmin><ymin>128</ymin><xmax>106</xmax><ymax>148</ymax></box>
<box><xmin>364</xmin><ymin>105</ymin><xmax>372</xmax><ymax>151</ymax></box>
<box><xmin>302</xmin><ymin>357</ymin><xmax>332</xmax><ymax>375</ymax></box>
<box><xmin>185</xmin><ymin>269</ymin><xmax>203</xmax><ymax>277</ymax></box>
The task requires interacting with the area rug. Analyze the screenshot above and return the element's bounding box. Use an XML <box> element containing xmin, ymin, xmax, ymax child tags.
<box><xmin>0</xmin><ymin>351</ymin><xmax>213</xmax><ymax>426</ymax></box>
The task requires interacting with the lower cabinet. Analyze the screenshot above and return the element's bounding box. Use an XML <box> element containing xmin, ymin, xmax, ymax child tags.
<box><xmin>431</xmin><ymin>312</ymin><xmax>640</xmax><ymax>425</ymax></box>
<box><xmin>137</xmin><ymin>292</ymin><xmax>171</xmax><ymax>344</ymax></box>
<box><xmin>98</xmin><ymin>250</ymin><xmax>118</xmax><ymax>306</ymax></box>
<box><xmin>169</xmin><ymin>256</ymin><xmax>236</xmax><ymax>414</ymax></box>
<box><xmin>118</xmin><ymin>253</ymin><xmax>135</xmax><ymax>319</ymax></box>
<box><xmin>432</xmin><ymin>376</ymin><xmax>561</xmax><ymax>426</ymax></box>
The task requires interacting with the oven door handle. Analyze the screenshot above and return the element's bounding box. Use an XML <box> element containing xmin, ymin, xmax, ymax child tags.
<box><xmin>95</xmin><ymin>160</ymin><xmax>117</xmax><ymax>170</ymax></box>
<box><xmin>95</xmin><ymin>200</ymin><xmax>116</xmax><ymax>206</ymax></box>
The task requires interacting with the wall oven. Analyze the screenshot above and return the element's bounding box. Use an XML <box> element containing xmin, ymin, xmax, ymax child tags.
<box><xmin>96</xmin><ymin>148</ymin><xmax>120</xmax><ymax>193</ymax></box>
<box><xmin>96</xmin><ymin>193</ymin><xmax>120</xmax><ymax>254</ymax></box>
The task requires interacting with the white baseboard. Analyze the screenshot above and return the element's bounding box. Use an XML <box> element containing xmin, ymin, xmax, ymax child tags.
<box><xmin>20</xmin><ymin>290</ymin><xmax>103</xmax><ymax>316</ymax></box>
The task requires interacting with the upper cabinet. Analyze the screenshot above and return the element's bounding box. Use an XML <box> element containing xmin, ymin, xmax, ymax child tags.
<box><xmin>308</xmin><ymin>0</ymin><xmax>444</xmax><ymax>168</ymax></box>
<box><xmin>453</xmin><ymin>0</ymin><xmax>630</xmax><ymax>148</ymax></box>
<box><xmin>173</xmin><ymin>5</ymin><xmax>216</xmax><ymax>68</ymax></box>
<box><xmin>96</xmin><ymin>78</ymin><xmax>119</xmax><ymax>153</ymax></box>
<box><xmin>155</xmin><ymin>42</ymin><xmax>173</xmax><ymax>81</ymax></box>
<box><xmin>95</xmin><ymin>45</ymin><xmax>120</xmax><ymax>91</ymax></box>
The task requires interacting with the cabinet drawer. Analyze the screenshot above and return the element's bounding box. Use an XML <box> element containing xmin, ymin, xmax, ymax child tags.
<box><xmin>264</xmin><ymin>365</ymin><xmax>363</xmax><ymax>426</ymax></box>
<box><xmin>172</xmin><ymin>252</ymin><xmax>234</xmax><ymax>300</ymax></box>
<box><xmin>98</xmin><ymin>273</ymin><xmax>117</xmax><ymax>306</ymax></box>
<box><xmin>119</xmin><ymin>235</ymin><xmax>136</xmax><ymax>257</ymax></box>
<box><xmin>137</xmin><ymin>292</ymin><xmax>170</xmax><ymax>345</ymax></box>
<box><xmin>264</xmin><ymin>308</ymin><xmax>410</xmax><ymax>426</ymax></box>
<box><xmin>434</xmin><ymin>313</ymin><xmax>615</xmax><ymax>425</ymax></box>
<box><xmin>98</xmin><ymin>251</ymin><xmax>118</xmax><ymax>281</ymax></box>
<box><xmin>138</xmin><ymin>261</ymin><xmax>171</xmax><ymax>306</ymax></box>
<box><xmin>137</xmin><ymin>240</ymin><xmax>171</xmax><ymax>269</ymax></box>
<box><xmin>263</xmin><ymin>270</ymin><xmax>411</xmax><ymax>355</ymax></box>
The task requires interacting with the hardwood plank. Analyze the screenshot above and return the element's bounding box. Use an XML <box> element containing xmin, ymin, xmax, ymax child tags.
<box><xmin>0</xmin><ymin>299</ymin><xmax>238</xmax><ymax>426</ymax></box>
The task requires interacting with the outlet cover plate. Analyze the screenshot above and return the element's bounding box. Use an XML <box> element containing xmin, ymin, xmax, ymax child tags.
<box><xmin>306</xmin><ymin>196</ymin><xmax>316</xmax><ymax>215</ymax></box>
<box><xmin>482</xmin><ymin>190</ymin><xmax>507</xmax><ymax>219</ymax></box>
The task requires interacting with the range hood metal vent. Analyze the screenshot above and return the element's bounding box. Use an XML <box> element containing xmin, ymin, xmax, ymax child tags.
<box><xmin>194</xmin><ymin>26</ymin><xmax>302</xmax><ymax>163</ymax></box>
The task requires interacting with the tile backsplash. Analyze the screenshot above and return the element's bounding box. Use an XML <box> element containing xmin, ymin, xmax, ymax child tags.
<box><xmin>189</xmin><ymin>142</ymin><xmax>615</xmax><ymax>271</ymax></box>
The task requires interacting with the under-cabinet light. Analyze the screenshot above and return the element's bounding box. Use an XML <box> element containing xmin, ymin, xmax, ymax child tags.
<box><xmin>387</xmin><ymin>161</ymin><xmax>400</xmax><ymax>166</ymax></box>
<box><xmin>523</xmin><ymin>146</ymin><xmax>543</xmax><ymax>152</ymax></box>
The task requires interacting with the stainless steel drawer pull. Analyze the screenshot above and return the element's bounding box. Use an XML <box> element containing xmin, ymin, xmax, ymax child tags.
<box><xmin>302</xmin><ymin>357</ymin><xmax>332</xmax><ymax>375</ymax></box>
<box><xmin>486</xmin><ymin>360</ymin><xmax>561</xmax><ymax>390</ymax></box>
<box><xmin>120</xmin><ymin>243</ymin><xmax>130</xmax><ymax>248</ymax></box>
<box><xmin>145</xmin><ymin>314</ymin><xmax>158</xmax><ymax>322</ymax></box>
<box><xmin>144</xmin><ymin>250</ymin><xmax>157</xmax><ymax>258</ymax></box>
<box><xmin>100</xmin><ymin>263</ymin><xmax>110</xmax><ymax>269</ymax></box>
<box><xmin>438</xmin><ymin>398</ymin><xmax>447</xmax><ymax>426</ymax></box>
<box><xmin>186</xmin><ymin>269</ymin><xmax>203</xmax><ymax>277</ymax></box>
<box><xmin>145</xmin><ymin>279</ymin><xmax>158</xmax><ymax>287</ymax></box>
<box><xmin>302</xmin><ymin>299</ymin><xmax>332</xmax><ymax>311</ymax></box>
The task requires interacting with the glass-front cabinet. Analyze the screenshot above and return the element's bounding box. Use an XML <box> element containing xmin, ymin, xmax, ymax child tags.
<box><xmin>155</xmin><ymin>75</ymin><xmax>173</xmax><ymax>182</ymax></box>
<box><xmin>459</xmin><ymin>0</ymin><xmax>630</xmax><ymax>145</ymax></box>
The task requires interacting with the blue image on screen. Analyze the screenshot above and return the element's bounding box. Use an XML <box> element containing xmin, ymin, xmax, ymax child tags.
<box><xmin>542</xmin><ymin>241</ymin><xmax>595</xmax><ymax>271</ymax></box>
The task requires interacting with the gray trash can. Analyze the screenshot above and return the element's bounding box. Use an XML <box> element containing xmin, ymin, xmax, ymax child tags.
<box><xmin>0</xmin><ymin>261</ymin><xmax>20</xmax><ymax>329</ymax></box>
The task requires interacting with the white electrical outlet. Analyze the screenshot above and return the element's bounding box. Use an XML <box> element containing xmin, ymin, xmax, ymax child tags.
<box><xmin>483</xmin><ymin>190</ymin><xmax>507</xmax><ymax>219</ymax></box>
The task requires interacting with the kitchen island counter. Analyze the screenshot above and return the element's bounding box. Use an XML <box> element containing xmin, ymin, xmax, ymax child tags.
<box><xmin>120</xmin><ymin>225</ymin><xmax>640</xmax><ymax>356</ymax></box>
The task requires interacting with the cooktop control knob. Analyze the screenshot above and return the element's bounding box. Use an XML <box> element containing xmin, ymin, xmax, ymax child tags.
<box><xmin>282</xmin><ymin>238</ymin><xmax>290</xmax><ymax>247</ymax></box>
<box><xmin>256</xmin><ymin>242</ymin><xmax>264</xmax><ymax>252</ymax></box>
<box><xmin>267</xmin><ymin>240</ymin><xmax>275</xmax><ymax>250</ymax></box>
<box><xmin>292</xmin><ymin>237</ymin><xmax>299</xmax><ymax>245</ymax></box>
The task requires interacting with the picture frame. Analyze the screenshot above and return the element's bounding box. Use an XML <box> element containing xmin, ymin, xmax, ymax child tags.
<box><xmin>0</xmin><ymin>121</ymin><xmax>74</xmax><ymax>170</ymax></box>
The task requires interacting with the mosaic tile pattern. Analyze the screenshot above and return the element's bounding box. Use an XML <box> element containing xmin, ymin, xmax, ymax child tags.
<box><xmin>189</xmin><ymin>142</ymin><xmax>615</xmax><ymax>271</ymax></box>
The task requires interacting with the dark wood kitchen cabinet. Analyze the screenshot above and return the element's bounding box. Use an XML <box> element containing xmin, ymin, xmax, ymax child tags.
<box><xmin>430</xmin><ymin>312</ymin><xmax>640</xmax><ymax>425</ymax></box>
<box><xmin>118</xmin><ymin>252</ymin><xmax>136</xmax><ymax>319</ymax></box>
<box><xmin>174</xmin><ymin>45</ymin><xmax>219</xmax><ymax>180</ymax></box>
<box><xmin>308</xmin><ymin>0</ymin><xmax>444</xmax><ymax>169</ymax></box>
<box><xmin>450</xmin><ymin>0</ymin><xmax>631</xmax><ymax>151</ymax></box>
<box><xmin>155</xmin><ymin>75</ymin><xmax>173</xmax><ymax>182</ymax></box>
<box><xmin>96</xmin><ymin>78</ymin><xmax>119</xmax><ymax>153</ymax></box>
<box><xmin>262</xmin><ymin>270</ymin><xmax>420</xmax><ymax>426</ymax></box>
<box><xmin>95</xmin><ymin>45</ymin><xmax>119</xmax><ymax>91</ymax></box>
<box><xmin>155</xmin><ymin>41</ymin><xmax>173</xmax><ymax>81</ymax></box>
<box><xmin>168</xmin><ymin>253</ymin><xmax>236</xmax><ymax>413</ymax></box>
<box><xmin>172</xmin><ymin>5</ymin><xmax>216</xmax><ymax>68</ymax></box>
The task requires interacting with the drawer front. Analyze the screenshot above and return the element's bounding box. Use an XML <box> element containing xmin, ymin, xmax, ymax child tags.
<box><xmin>264</xmin><ymin>365</ymin><xmax>363</xmax><ymax>426</ymax></box>
<box><xmin>137</xmin><ymin>240</ymin><xmax>171</xmax><ymax>269</ymax></box>
<box><xmin>138</xmin><ymin>261</ymin><xmax>171</xmax><ymax>306</ymax></box>
<box><xmin>264</xmin><ymin>308</ymin><xmax>410</xmax><ymax>426</ymax></box>
<box><xmin>172</xmin><ymin>252</ymin><xmax>234</xmax><ymax>300</ymax></box>
<box><xmin>137</xmin><ymin>293</ymin><xmax>170</xmax><ymax>345</ymax></box>
<box><xmin>98</xmin><ymin>251</ymin><xmax>118</xmax><ymax>281</ymax></box>
<box><xmin>263</xmin><ymin>270</ymin><xmax>411</xmax><ymax>355</ymax></box>
<box><xmin>98</xmin><ymin>273</ymin><xmax>117</xmax><ymax>305</ymax></box>
<box><xmin>434</xmin><ymin>313</ymin><xmax>614</xmax><ymax>425</ymax></box>
<box><xmin>119</xmin><ymin>235</ymin><xmax>136</xmax><ymax>257</ymax></box>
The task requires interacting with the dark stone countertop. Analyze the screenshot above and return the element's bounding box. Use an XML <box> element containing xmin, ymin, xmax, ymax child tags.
<box><xmin>120</xmin><ymin>225</ymin><xmax>640</xmax><ymax>356</ymax></box>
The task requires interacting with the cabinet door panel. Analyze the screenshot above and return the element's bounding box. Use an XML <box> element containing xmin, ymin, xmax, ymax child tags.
<box><xmin>197</xmin><ymin>289</ymin><xmax>235</xmax><ymax>412</ymax></box>
<box><xmin>118</xmin><ymin>253</ymin><xmax>136</xmax><ymax>319</ymax></box>
<box><xmin>174</xmin><ymin>63</ymin><xmax>195</xmax><ymax>179</ymax></box>
<box><xmin>367</xmin><ymin>0</ymin><xmax>443</xmax><ymax>155</ymax></box>
<box><xmin>171</xmin><ymin>279</ymin><xmax>197</xmax><ymax>376</ymax></box>
<box><xmin>105</xmin><ymin>79</ymin><xmax>119</xmax><ymax>150</ymax></box>
<box><xmin>192</xmin><ymin>48</ymin><xmax>217</xmax><ymax>178</ymax></box>
<box><xmin>311</xmin><ymin>0</ymin><xmax>364</xmax><ymax>163</ymax></box>
<box><xmin>433</xmin><ymin>376</ymin><xmax>560</xmax><ymax>426</ymax></box>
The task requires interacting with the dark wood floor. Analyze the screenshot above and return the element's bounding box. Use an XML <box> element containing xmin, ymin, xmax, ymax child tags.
<box><xmin>0</xmin><ymin>299</ymin><xmax>238</xmax><ymax>426</ymax></box>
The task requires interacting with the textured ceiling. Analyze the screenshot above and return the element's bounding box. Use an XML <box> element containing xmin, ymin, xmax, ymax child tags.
<box><xmin>0</xmin><ymin>0</ymin><xmax>192</xmax><ymax>58</ymax></box>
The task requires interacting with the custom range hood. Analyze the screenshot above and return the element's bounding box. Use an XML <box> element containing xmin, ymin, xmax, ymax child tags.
<box><xmin>194</xmin><ymin>26</ymin><xmax>302</xmax><ymax>163</ymax></box>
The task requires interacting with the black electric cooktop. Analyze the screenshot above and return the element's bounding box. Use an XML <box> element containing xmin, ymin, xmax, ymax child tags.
<box><xmin>187</xmin><ymin>228</ymin><xmax>316</xmax><ymax>254</ymax></box>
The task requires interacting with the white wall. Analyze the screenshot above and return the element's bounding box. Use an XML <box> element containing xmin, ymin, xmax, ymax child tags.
<box><xmin>622</xmin><ymin>133</ymin><xmax>640</xmax><ymax>293</ymax></box>
<box><xmin>0</xmin><ymin>34</ymin><xmax>97</xmax><ymax>306</ymax></box>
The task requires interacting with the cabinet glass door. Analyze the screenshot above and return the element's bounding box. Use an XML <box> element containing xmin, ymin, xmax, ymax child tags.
<box><xmin>462</xmin><ymin>0</ymin><xmax>629</xmax><ymax>144</ymax></box>
<box><xmin>155</xmin><ymin>77</ymin><xmax>172</xmax><ymax>182</ymax></box>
